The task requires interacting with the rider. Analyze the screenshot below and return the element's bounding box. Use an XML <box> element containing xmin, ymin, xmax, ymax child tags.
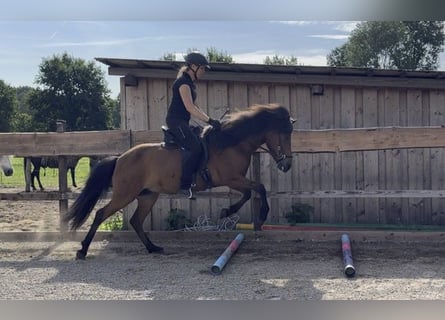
<box><xmin>165</xmin><ymin>52</ymin><xmax>221</xmax><ymax>198</ymax></box>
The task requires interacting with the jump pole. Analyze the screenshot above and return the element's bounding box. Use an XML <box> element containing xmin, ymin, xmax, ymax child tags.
<box><xmin>211</xmin><ymin>233</ymin><xmax>244</xmax><ymax>275</ymax></box>
<box><xmin>341</xmin><ymin>233</ymin><xmax>356</xmax><ymax>278</ymax></box>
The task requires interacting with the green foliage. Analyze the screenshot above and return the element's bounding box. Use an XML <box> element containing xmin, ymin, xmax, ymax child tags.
<box><xmin>264</xmin><ymin>54</ymin><xmax>298</xmax><ymax>65</ymax></box>
<box><xmin>30</xmin><ymin>52</ymin><xmax>114</xmax><ymax>132</ymax></box>
<box><xmin>99</xmin><ymin>212</ymin><xmax>124</xmax><ymax>231</ymax></box>
<box><xmin>165</xmin><ymin>208</ymin><xmax>191</xmax><ymax>230</ymax></box>
<box><xmin>284</xmin><ymin>203</ymin><xmax>313</xmax><ymax>225</ymax></box>
<box><xmin>206</xmin><ymin>47</ymin><xmax>233</xmax><ymax>63</ymax></box>
<box><xmin>0</xmin><ymin>79</ymin><xmax>18</xmax><ymax>132</ymax></box>
<box><xmin>161</xmin><ymin>47</ymin><xmax>234</xmax><ymax>63</ymax></box>
<box><xmin>327</xmin><ymin>21</ymin><xmax>445</xmax><ymax>70</ymax></box>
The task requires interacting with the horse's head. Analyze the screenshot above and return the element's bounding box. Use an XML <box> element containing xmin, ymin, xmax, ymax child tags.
<box><xmin>264</xmin><ymin>116</ymin><xmax>294</xmax><ymax>173</ymax></box>
<box><xmin>0</xmin><ymin>155</ymin><xmax>14</xmax><ymax>176</ymax></box>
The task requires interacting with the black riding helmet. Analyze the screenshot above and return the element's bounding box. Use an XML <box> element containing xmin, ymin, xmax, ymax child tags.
<box><xmin>184</xmin><ymin>52</ymin><xmax>211</xmax><ymax>70</ymax></box>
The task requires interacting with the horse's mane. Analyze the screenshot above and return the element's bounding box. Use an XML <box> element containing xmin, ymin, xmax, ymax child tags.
<box><xmin>207</xmin><ymin>103</ymin><xmax>292</xmax><ymax>150</ymax></box>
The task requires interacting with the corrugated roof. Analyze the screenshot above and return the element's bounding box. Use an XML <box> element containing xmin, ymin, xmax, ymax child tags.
<box><xmin>96</xmin><ymin>57</ymin><xmax>445</xmax><ymax>79</ymax></box>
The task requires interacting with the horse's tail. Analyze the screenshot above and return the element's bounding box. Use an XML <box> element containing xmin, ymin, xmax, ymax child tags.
<box><xmin>63</xmin><ymin>156</ymin><xmax>118</xmax><ymax>230</ymax></box>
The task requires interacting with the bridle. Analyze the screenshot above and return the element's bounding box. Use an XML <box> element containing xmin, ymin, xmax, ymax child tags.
<box><xmin>259</xmin><ymin>132</ymin><xmax>292</xmax><ymax>164</ymax></box>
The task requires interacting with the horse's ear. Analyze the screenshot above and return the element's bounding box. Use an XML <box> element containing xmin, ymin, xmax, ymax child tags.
<box><xmin>290</xmin><ymin>117</ymin><xmax>296</xmax><ymax>125</ymax></box>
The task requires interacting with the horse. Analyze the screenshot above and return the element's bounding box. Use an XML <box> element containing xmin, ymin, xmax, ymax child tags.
<box><xmin>0</xmin><ymin>155</ymin><xmax>14</xmax><ymax>176</ymax></box>
<box><xmin>64</xmin><ymin>103</ymin><xmax>294</xmax><ymax>260</ymax></box>
<box><xmin>25</xmin><ymin>156</ymin><xmax>81</xmax><ymax>191</ymax></box>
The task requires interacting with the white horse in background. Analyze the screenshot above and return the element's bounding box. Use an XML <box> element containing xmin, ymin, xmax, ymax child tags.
<box><xmin>0</xmin><ymin>155</ymin><xmax>13</xmax><ymax>176</ymax></box>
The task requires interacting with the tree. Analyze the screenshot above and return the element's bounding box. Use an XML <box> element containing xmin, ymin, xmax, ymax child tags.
<box><xmin>160</xmin><ymin>47</ymin><xmax>234</xmax><ymax>63</ymax></box>
<box><xmin>30</xmin><ymin>52</ymin><xmax>113</xmax><ymax>132</ymax></box>
<box><xmin>327</xmin><ymin>21</ymin><xmax>445</xmax><ymax>70</ymax></box>
<box><xmin>206</xmin><ymin>47</ymin><xmax>233</xmax><ymax>63</ymax></box>
<box><xmin>0</xmin><ymin>80</ymin><xmax>18</xmax><ymax>132</ymax></box>
<box><xmin>264</xmin><ymin>54</ymin><xmax>298</xmax><ymax>65</ymax></box>
<box><xmin>13</xmin><ymin>86</ymin><xmax>35</xmax><ymax>132</ymax></box>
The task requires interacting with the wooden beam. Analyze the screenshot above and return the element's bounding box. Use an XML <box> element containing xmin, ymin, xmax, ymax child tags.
<box><xmin>0</xmin><ymin>130</ymin><xmax>130</xmax><ymax>156</ymax></box>
<box><xmin>2</xmin><ymin>126</ymin><xmax>445</xmax><ymax>156</ymax></box>
<box><xmin>108</xmin><ymin>67</ymin><xmax>445</xmax><ymax>89</ymax></box>
<box><xmin>292</xmin><ymin>126</ymin><xmax>445</xmax><ymax>152</ymax></box>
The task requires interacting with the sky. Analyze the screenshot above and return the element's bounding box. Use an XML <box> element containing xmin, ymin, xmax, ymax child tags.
<box><xmin>1</xmin><ymin>1</ymin><xmax>444</xmax><ymax>99</ymax></box>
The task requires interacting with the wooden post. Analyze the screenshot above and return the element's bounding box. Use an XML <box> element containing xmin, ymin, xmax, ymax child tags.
<box><xmin>24</xmin><ymin>157</ymin><xmax>31</xmax><ymax>192</ymax></box>
<box><xmin>251</xmin><ymin>153</ymin><xmax>262</xmax><ymax>230</ymax></box>
<box><xmin>56</xmin><ymin>120</ymin><xmax>68</xmax><ymax>231</ymax></box>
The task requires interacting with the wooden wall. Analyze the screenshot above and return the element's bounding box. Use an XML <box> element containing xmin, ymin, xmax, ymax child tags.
<box><xmin>121</xmin><ymin>77</ymin><xmax>445</xmax><ymax>229</ymax></box>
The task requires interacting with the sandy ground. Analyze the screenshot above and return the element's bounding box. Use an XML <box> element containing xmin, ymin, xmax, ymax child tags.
<box><xmin>1</xmin><ymin>188</ymin><xmax>445</xmax><ymax>300</ymax></box>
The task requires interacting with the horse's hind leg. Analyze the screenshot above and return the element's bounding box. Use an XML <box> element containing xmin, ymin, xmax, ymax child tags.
<box><xmin>70</xmin><ymin>168</ymin><xmax>77</xmax><ymax>188</ymax></box>
<box><xmin>130</xmin><ymin>193</ymin><xmax>164</xmax><ymax>254</ymax></box>
<box><xmin>76</xmin><ymin>198</ymin><xmax>133</xmax><ymax>260</ymax></box>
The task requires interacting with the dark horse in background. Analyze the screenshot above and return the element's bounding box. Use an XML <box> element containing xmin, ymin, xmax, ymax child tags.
<box><xmin>64</xmin><ymin>104</ymin><xmax>294</xmax><ymax>260</ymax></box>
<box><xmin>25</xmin><ymin>156</ymin><xmax>81</xmax><ymax>191</ymax></box>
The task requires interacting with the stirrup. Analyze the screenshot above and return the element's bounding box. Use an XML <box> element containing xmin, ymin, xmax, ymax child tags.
<box><xmin>179</xmin><ymin>187</ymin><xmax>196</xmax><ymax>200</ymax></box>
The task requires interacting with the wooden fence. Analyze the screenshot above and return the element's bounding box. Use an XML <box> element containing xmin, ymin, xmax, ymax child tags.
<box><xmin>3</xmin><ymin>126</ymin><xmax>445</xmax><ymax>229</ymax></box>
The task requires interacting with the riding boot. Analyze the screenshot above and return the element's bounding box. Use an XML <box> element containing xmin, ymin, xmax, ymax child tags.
<box><xmin>179</xmin><ymin>149</ymin><xmax>196</xmax><ymax>200</ymax></box>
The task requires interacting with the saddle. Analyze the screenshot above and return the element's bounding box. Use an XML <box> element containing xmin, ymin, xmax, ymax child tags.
<box><xmin>161</xmin><ymin>125</ymin><xmax>213</xmax><ymax>189</ymax></box>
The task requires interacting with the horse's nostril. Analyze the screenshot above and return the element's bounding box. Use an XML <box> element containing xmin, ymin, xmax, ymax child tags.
<box><xmin>5</xmin><ymin>169</ymin><xmax>13</xmax><ymax>176</ymax></box>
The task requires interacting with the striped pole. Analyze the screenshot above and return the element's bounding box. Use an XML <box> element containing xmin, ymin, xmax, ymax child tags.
<box><xmin>341</xmin><ymin>233</ymin><xmax>356</xmax><ymax>278</ymax></box>
<box><xmin>211</xmin><ymin>233</ymin><xmax>244</xmax><ymax>275</ymax></box>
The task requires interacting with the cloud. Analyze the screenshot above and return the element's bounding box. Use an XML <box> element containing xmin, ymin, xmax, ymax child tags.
<box><xmin>37</xmin><ymin>36</ymin><xmax>164</xmax><ymax>48</ymax></box>
<box><xmin>307</xmin><ymin>34</ymin><xmax>349</xmax><ymax>40</ymax></box>
<box><xmin>232</xmin><ymin>51</ymin><xmax>327</xmax><ymax>66</ymax></box>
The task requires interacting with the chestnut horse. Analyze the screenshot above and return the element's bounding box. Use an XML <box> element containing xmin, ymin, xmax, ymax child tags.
<box><xmin>64</xmin><ymin>104</ymin><xmax>294</xmax><ymax>259</ymax></box>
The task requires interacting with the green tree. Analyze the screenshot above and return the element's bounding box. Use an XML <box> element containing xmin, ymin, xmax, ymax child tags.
<box><xmin>0</xmin><ymin>80</ymin><xmax>18</xmax><ymax>132</ymax></box>
<box><xmin>30</xmin><ymin>52</ymin><xmax>113</xmax><ymax>132</ymax></box>
<box><xmin>160</xmin><ymin>47</ymin><xmax>234</xmax><ymax>63</ymax></box>
<box><xmin>264</xmin><ymin>54</ymin><xmax>298</xmax><ymax>65</ymax></box>
<box><xmin>327</xmin><ymin>21</ymin><xmax>445</xmax><ymax>70</ymax></box>
<box><xmin>206</xmin><ymin>47</ymin><xmax>233</xmax><ymax>63</ymax></box>
<box><xmin>13</xmin><ymin>86</ymin><xmax>35</xmax><ymax>132</ymax></box>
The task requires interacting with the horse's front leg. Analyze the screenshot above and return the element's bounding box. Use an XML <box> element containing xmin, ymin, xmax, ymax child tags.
<box><xmin>220</xmin><ymin>188</ymin><xmax>251</xmax><ymax>219</ymax></box>
<box><xmin>225</xmin><ymin>177</ymin><xmax>269</xmax><ymax>230</ymax></box>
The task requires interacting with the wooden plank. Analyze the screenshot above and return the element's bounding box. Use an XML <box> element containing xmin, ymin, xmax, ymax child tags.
<box><xmin>430</xmin><ymin>90</ymin><xmax>445</xmax><ymax>225</ymax></box>
<box><xmin>0</xmin><ymin>131</ymin><xmax>130</xmax><ymax>156</ymax></box>
<box><xmin>406</xmin><ymin>89</ymin><xmax>424</xmax><ymax>224</ymax></box>
<box><xmin>294</xmin><ymin>85</ymin><xmax>315</xmax><ymax>223</ymax></box>
<box><xmin>124</xmin><ymin>78</ymin><xmax>148</xmax><ymax>130</ymax></box>
<box><xmin>4</xmin><ymin>189</ymin><xmax>445</xmax><ymax>201</ymax></box>
<box><xmin>4</xmin><ymin>126</ymin><xmax>445</xmax><ymax>157</ymax></box>
<box><xmin>361</xmin><ymin>88</ymin><xmax>379</xmax><ymax>224</ymax></box>
<box><xmin>422</xmin><ymin>90</ymin><xmax>432</xmax><ymax>224</ymax></box>
<box><xmin>108</xmin><ymin>67</ymin><xmax>445</xmax><ymax>90</ymax></box>
<box><xmin>147</xmin><ymin>79</ymin><xmax>168</xmax><ymax>131</ymax></box>
<box><xmin>340</xmin><ymin>87</ymin><xmax>357</xmax><ymax>224</ymax></box>
<box><xmin>310</xmin><ymin>92</ymin><xmax>321</xmax><ymax>222</ymax></box>
<box><xmin>384</xmin><ymin>89</ymin><xmax>402</xmax><ymax>224</ymax></box>
<box><xmin>318</xmin><ymin>86</ymin><xmax>335</xmax><ymax>223</ymax></box>
<box><xmin>355</xmin><ymin>88</ymin><xmax>365</xmax><ymax>224</ymax></box>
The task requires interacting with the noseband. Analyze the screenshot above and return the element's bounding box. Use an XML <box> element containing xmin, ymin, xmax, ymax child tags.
<box><xmin>259</xmin><ymin>133</ymin><xmax>292</xmax><ymax>164</ymax></box>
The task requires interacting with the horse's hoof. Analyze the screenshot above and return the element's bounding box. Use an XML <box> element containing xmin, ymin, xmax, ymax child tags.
<box><xmin>220</xmin><ymin>208</ymin><xmax>229</xmax><ymax>219</ymax></box>
<box><xmin>76</xmin><ymin>250</ymin><xmax>86</xmax><ymax>260</ymax></box>
<box><xmin>148</xmin><ymin>246</ymin><xmax>164</xmax><ymax>254</ymax></box>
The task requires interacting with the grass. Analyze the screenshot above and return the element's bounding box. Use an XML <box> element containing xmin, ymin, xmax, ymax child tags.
<box><xmin>0</xmin><ymin>156</ymin><xmax>91</xmax><ymax>189</ymax></box>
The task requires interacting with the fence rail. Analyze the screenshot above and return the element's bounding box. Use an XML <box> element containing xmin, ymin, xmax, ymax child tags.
<box><xmin>3</xmin><ymin>126</ymin><xmax>445</xmax><ymax>227</ymax></box>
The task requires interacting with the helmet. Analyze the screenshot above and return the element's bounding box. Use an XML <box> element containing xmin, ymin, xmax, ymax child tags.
<box><xmin>184</xmin><ymin>52</ymin><xmax>210</xmax><ymax>70</ymax></box>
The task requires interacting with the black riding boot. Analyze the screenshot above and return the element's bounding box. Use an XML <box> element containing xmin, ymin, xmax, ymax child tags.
<box><xmin>179</xmin><ymin>149</ymin><xmax>196</xmax><ymax>199</ymax></box>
